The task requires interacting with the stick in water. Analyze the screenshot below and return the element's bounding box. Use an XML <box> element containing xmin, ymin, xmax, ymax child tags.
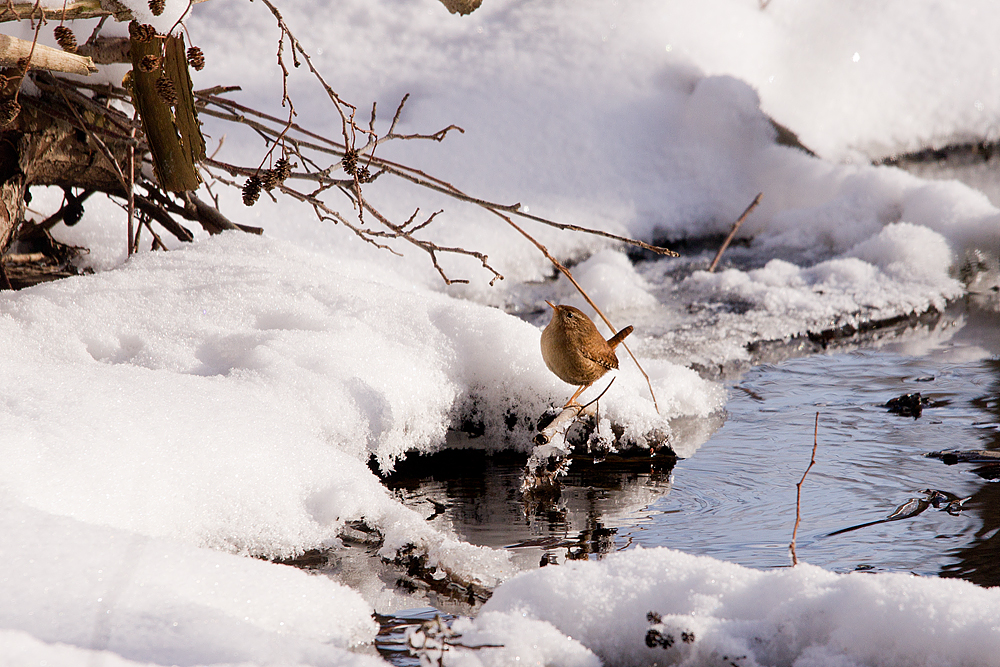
<box><xmin>790</xmin><ymin>412</ymin><xmax>819</xmax><ymax>566</ymax></box>
<box><xmin>708</xmin><ymin>192</ymin><xmax>762</xmax><ymax>273</ymax></box>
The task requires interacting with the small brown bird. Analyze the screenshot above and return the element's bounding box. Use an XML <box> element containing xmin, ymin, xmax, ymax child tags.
<box><xmin>540</xmin><ymin>301</ymin><xmax>633</xmax><ymax>407</ymax></box>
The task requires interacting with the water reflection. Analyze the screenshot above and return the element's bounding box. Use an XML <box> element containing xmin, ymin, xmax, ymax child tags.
<box><xmin>384</xmin><ymin>450</ymin><xmax>677</xmax><ymax>569</ymax></box>
<box><xmin>939</xmin><ymin>357</ymin><xmax>1000</xmax><ymax>586</ymax></box>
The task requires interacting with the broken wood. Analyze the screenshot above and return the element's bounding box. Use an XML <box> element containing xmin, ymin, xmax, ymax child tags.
<box><xmin>0</xmin><ymin>0</ymin><xmax>209</xmax><ymax>24</ymax></box>
<box><xmin>0</xmin><ymin>34</ymin><xmax>98</xmax><ymax>75</ymax></box>
<box><xmin>522</xmin><ymin>403</ymin><xmax>595</xmax><ymax>494</ymax></box>
<box><xmin>128</xmin><ymin>31</ymin><xmax>204</xmax><ymax>192</ymax></box>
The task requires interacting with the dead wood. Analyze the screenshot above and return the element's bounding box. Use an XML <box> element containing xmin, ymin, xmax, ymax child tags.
<box><xmin>77</xmin><ymin>37</ymin><xmax>131</xmax><ymax>65</ymax></box>
<box><xmin>128</xmin><ymin>32</ymin><xmax>203</xmax><ymax>192</ymax></box>
<box><xmin>0</xmin><ymin>0</ymin><xmax>208</xmax><ymax>23</ymax></box>
<box><xmin>0</xmin><ymin>34</ymin><xmax>97</xmax><ymax>75</ymax></box>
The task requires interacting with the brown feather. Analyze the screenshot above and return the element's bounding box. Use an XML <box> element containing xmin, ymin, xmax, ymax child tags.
<box><xmin>581</xmin><ymin>345</ymin><xmax>619</xmax><ymax>371</ymax></box>
<box><xmin>540</xmin><ymin>302</ymin><xmax>635</xmax><ymax>406</ymax></box>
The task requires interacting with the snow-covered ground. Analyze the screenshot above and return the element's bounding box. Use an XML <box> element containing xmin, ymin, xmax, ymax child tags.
<box><xmin>3</xmin><ymin>0</ymin><xmax>1000</xmax><ymax>665</ymax></box>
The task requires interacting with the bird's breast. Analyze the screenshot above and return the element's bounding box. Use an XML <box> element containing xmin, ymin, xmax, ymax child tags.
<box><xmin>541</xmin><ymin>322</ymin><xmax>615</xmax><ymax>386</ymax></box>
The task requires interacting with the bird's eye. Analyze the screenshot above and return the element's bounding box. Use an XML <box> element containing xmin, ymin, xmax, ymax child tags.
<box><xmin>565</xmin><ymin>312</ymin><xmax>574</xmax><ymax>318</ymax></box>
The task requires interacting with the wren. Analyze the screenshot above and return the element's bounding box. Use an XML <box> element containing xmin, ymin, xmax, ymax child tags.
<box><xmin>540</xmin><ymin>301</ymin><xmax>633</xmax><ymax>407</ymax></box>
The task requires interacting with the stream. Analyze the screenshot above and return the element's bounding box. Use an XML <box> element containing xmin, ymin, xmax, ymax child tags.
<box><xmin>383</xmin><ymin>299</ymin><xmax>1000</xmax><ymax>589</ymax></box>
<box><xmin>368</xmin><ymin>298</ymin><xmax>998</xmax><ymax>664</ymax></box>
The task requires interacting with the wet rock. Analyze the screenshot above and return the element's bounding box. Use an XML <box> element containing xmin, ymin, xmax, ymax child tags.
<box><xmin>885</xmin><ymin>392</ymin><xmax>929</xmax><ymax>417</ymax></box>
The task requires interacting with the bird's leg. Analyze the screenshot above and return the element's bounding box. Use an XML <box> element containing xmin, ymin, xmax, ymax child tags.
<box><xmin>564</xmin><ymin>383</ymin><xmax>592</xmax><ymax>408</ymax></box>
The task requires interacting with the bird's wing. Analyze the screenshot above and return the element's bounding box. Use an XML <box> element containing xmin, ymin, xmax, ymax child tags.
<box><xmin>582</xmin><ymin>346</ymin><xmax>619</xmax><ymax>371</ymax></box>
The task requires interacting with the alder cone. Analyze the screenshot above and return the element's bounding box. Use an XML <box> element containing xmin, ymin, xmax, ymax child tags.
<box><xmin>54</xmin><ymin>26</ymin><xmax>77</xmax><ymax>53</ymax></box>
<box><xmin>187</xmin><ymin>46</ymin><xmax>205</xmax><ymax>71</ymax></box>
<box><xmin>242</xmin><ymin>175</ymin><xmax>262</xmax><ymax>206</ymax></box>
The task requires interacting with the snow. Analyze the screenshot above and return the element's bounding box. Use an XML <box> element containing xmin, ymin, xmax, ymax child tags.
<box><xmin>452</xmin><ymin>547</ymin><xmax>1000</xmax><ymax>667</ymax></box>
<box><xmin>0</xmin><ymin>494</ymin><xmax>383</xmax><ymax>667</ymax></box>
<box><xmin>4</xmin><ymin>0</ymin><xmax>1000</xmax><ymax>665</ymax></box>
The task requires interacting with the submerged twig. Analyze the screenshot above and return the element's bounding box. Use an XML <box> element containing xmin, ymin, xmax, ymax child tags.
<box><xmin>790</xmin><ymin>412</ymin><xmax>819</xmax><ymax>566</ymax></box>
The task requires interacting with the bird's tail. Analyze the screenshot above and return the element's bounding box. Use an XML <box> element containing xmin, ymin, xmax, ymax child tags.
<box><xmin>607</xmin><ymin>325</ymin><xmax>633</xmax><ymax>349</ymax></box>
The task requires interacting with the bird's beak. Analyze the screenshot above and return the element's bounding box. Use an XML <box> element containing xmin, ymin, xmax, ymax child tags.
<box><xmin>545</xmin><ymin>300</ymin><xmax>557</xmax><ymax>310</ymax></box>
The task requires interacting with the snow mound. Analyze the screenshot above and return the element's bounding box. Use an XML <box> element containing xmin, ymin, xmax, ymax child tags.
<box><xmin>456</xmin><ymin>546</ymin><xmax>1000</xmax><ymax>667</ymax></box>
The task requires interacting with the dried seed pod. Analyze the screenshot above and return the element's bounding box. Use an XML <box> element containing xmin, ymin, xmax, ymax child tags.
<box><xmin>139</xmin><ymin>54</ymin><xmax>161</xmax><ymax>73</ymax></box>
<box><xmin>242</xmin><ymin>175</ymin><xmax>262</xmax><ymax>206</ymax></box>
<box><xmin>186</xmin><ymin>46</ymin><xmax>205</xmax><ymax>71</ymax></box>
<box><xmin>148</xmin><ymin>0</ymin><xmax>165</xmax><ymax>16</ymax></box>
<box><xmin>154</xmin><ymin>75</ymin><xmax>177</xmax><ymax>106</ymax></box>
<box><xmin>356</xmin><ymin>166</ymin><xmax>371</xmax><ymax>183</ymax></box>
<box><xmin>0</xmin><ymin>100</ymin><xmax>21</xmax><ymax>128</ymax></box>
<box><xmin>54</xmin><ymin>26</ymin><xmax>77</xmax><ymax>53</ymax></box>
<box><xmin>342</xmin><ymin>148</ymin><xmax>359</xmax><ymax>176</ymax></box>
<box><xmin>273</xmin><ymin>157</ymin><xmax>292</xmax><ymax>182</ymax></box>
<box><xmin>129</xmin><ymin>21</ymin><xmax>157</xmax><ymax>43</ymax></box>
<box><xmin>260</xmin><ymin>169</ymin><xmax>280</xmax><ymax>192</ymax></box>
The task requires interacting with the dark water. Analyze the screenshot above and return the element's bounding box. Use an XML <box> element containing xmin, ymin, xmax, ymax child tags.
<box><xmin>385</xmin><ymin>302</ymin><xmax>1000</xmax><ymax>589</ymax></box>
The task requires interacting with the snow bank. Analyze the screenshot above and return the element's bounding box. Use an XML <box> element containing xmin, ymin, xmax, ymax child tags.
<box><xmin>651</xmin><ymin>0</ymin><xmax>1000</xmax><ymax>162</ymax></box>
<box><xmin>450</xmin><ymin>547</ymin><xmax>1000</xmax><ymax>667</ymax></box>
<box><xmin>0</xmin><ymin>494</ymin><xmax>382</xmax><ymax>667</ymax></box>
<box><xmin>176</xmin><ymin>1</ymin><xmax>999</xmax><ymax>353</ymax></box>
<box><xmin>0</xmin><ymin>233</ymin><xmax>718</xmax><ymax>562</ymax></box>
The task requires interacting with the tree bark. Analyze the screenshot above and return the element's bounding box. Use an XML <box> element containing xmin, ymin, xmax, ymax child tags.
<box><xmin>0</xmin><ymin>69</ymin><xmax>131</xmax><ymax>259</ymax></box>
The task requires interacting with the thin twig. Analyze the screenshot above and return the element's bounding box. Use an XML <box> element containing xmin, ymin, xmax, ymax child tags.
<box><xmin>140</xmin><ymin>216</ymin><xmax>167</xmax><ymax>250</ymax></box>
<box><xmin>708</xmin><ymin>192</ymin><xmax>762</xmax><ymax>272</ymax></box>
<box><xmin>194</xmin><ymin>90</ymin><xmax>678</xmax><ymax>259</ymax></box>
<box><xmin>581</xmin><ymin>377</ymin><xmax>615</xmax><ymax>410</ymax></box>
<box><xmin>790</xmin><ymin>412</ymin><xmax>819</xmax><ymax>566</ymax></box>
<box><xmin>167</xmin><ymin>0</ymin><xmax>195</xmax><ymax>37</ymax></box>
<box><xmin>12</xmin><ymin>1</ymin><xmax>45</xmax><ymax>104</ymax></box>
<box><xmin>127</xmin><ymin>117</ymin><xmax>135</xmax><ymax>255</ymax></box>
<box><xmin>84</xmin><ymin>14</ymin><xmax>107</xmax><ymax>44</ymax></box>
